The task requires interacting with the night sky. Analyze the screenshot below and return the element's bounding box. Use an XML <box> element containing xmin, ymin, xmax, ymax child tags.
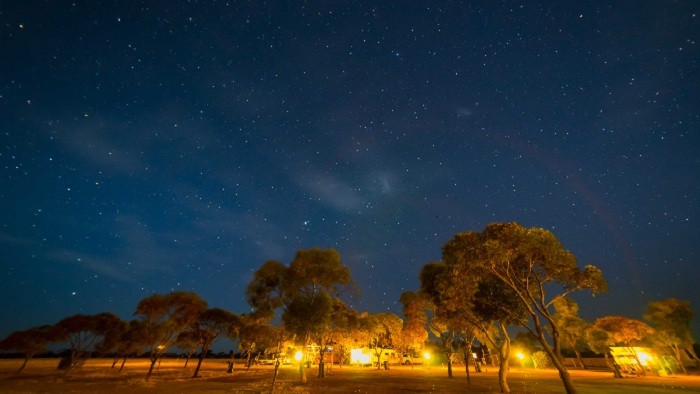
<box><xmin>1</xmin><ymin>1</ymin><xmax>698</xmax><ymax>342</ymax></box>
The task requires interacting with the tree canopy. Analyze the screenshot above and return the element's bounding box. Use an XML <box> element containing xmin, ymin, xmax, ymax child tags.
<box><xmin>246</xmin><ymin>247</ymin><xmax>353</xmax><ymax>382</ymax></box>
<box><xmin>134</xmin><ymin>291</ymin><xmax>208</xmax><ymax>380</ymax></box>
<box><xmin>442</xmin><ymin>222</ymin><xmax>606</xmax><ymax>394</ymax></box>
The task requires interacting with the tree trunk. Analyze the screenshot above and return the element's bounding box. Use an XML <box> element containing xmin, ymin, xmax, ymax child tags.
<box><xmin>300</xmin><ymin>335</ymin><xmax>308</xmax><ymax>384</ymax></box>
<box><xmin>574</xmin><ymin>350</ymin><xmax>586</xmax><ymax>369</ymax></box>
<box><xmin>193</xmin><ymin>348</ymin><xmax>207</xmax><ymax>378</ymax></box>
<box><xmin>271</xmin><ymin>358</ymin><xmax>280</xmax><ymax>393</ymax></box>
<box><xmin>442</xmin><ymin>334</ymin><xmax>453</xmax><ymax>378</ymax></box>
<box><xmin>318</xmin><ymin>343</ymin><xmax>325</xmax><ymax>378</ymax></box>
<box><xmin>463</xmin><ymin>348</ymin><xmax>471</xmax><ymax>384</ymax></box>
<box><xmin>551</xmin><ymin>324</ymin><xmax>563</xmax><ymax>363</ymax></box>
<box><xmin>146</xmin><ymin>357</ymin><xmax>157</xmax><ymax>380</ymax></box>
<box><xmin>497</xmin><ymin>334</ymin><xmax>511</xmax><ymax>393</ymax></box>
<box><xmin>246</xmin><ymin>351</ymin><xmax>252</xmax><ymax>371</ymax></box>
<box><xmin>17</xmin><ymin>355</ymin><xmax>31</xmax><ymax>373</ymax></box>
<box><xmin>119</xmin><ymin>356</ymin><xmax>127</xmax><ymax>373</ymax></box>
<box><xmin>672</xmin><ymin>344</ymin><xmax>687</xmax><ymax>374</ymax></box>
<box><xmin>533</xmin><ymin>316</ymin><xmax>576</xmax><ymax>394</ymax></box>
<box><xmin>111</xmin><ymin>355</ymin><xmax>119</xmax><ymax>368</ymax></box>
<box><xmin>184</xmin><ymin>354</ymin><xmax>191</xmax><ymax>368</ymax></box>
<box><xmin>688</xmin><ymin>347</ymin><xmax>700</xmax><ymax>369</ymax></box>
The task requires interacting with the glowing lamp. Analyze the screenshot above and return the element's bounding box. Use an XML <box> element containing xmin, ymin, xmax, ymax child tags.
<box><xmin>423</xmin><ymin>352</ymin><xmax>431</xmax><ymax>360</ymax></box>
<box><xmin>516</xmin><ymin>352</ymin><xmax>525</xmax><ymax>360</ymax></box>
<box><xmin>294</xmin><ymin>350</ymin><xmax>303</xmax><ymax>361</ymax></box>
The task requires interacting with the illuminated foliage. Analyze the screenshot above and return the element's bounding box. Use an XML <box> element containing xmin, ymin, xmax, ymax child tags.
<box><xmin>135</xmin><ymin>291</ymin><xmax>208</xmax><ymax>380</ymax></box>
<box><xmin>443</xmin><ymin>222</ymin><xmax>606</xmax><ymax>394</ymax></box>
<box><xmin>0</xmin><ymin>325</ymin><xmax>57</xmax><ymax>373</ymax></box>
<box><xmin>593</xmin><ymin>316</ymin><xmax>654</xmax><ymax>346</ymax></box>
<box><xmin>246</xmin><ymin>248</ymin><xmax>353</xmax><ymax>383</ymax></box>
<box><xmin>553</xmin><ymin>298</ymin><xmax>592</xmax><ymax>368</ymax></box>
<box><xmin>54</xmin><ymin>313</ymin><xmax>123</xmax><ymax>373</ymax></box>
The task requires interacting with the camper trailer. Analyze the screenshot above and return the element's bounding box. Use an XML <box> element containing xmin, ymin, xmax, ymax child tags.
<box><xmin>350</xmin><ymin>347</ymin><xmax>401</xmax><ymax>366</ymax></box>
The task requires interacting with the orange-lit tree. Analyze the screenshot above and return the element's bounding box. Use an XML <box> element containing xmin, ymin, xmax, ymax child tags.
<box><xmin>109</xmin><ymin>319</ymin><xmax>147</xmax><ymax>373</ymax></box>
<box><xmin>553</xmin><ymin>298</ymin><xmax>592</xmax><ymax>368</ymax></box>
<box><xmin>246</xmin><ymin>248</ymin><xmax>353</xmax><ymax>383</ymax></box>
<box><xmin>135</xmin><ymin>291</ymin><xmax>207</xmax><ymax>380</ymax></box>
<box><xmin>644</xmin><ymin>298</ymin><xmax>698</xmax><ymax>372</ymax></box>
<box><xmin>0</xmin><ymin>325</ymin><xmax>57</xmax><ymax>373</ymax></box>
<box><xmin>398</xmin><ymin>291</ymin><xmax>428</xmax><ymax>369</ymax></box>
<box><xmin>443</xmin><ymin>222</ymin><xmax>606</xmax><ymax>394</ymax></box>
<box><xmin>361</xmin><ymin>312</ymin><xmax>403</xmax><ymax>370</ymax></box>
<box><xmin>54</xmin><ymin>312</ymin><xmax>123</xmax><ymax>374</ymax></box>
<box><xmin>190</xmin><ymin>308</ymin><xmax>242</xmax><ymax>378</ymax></box>
<box><xmin>416</xmin><ymin>260</ymin><xmax>526</xmax><ymax>392</ymax></box>
<box><xmin>593</xmin><ymin>315</ymin><xmax>654</xmax><ymax>375</ymax></box>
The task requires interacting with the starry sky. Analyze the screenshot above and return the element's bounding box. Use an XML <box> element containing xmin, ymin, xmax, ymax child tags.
<box><xmin>1</xmin><ymin>1</ymin><xmax>698</xmax><ymax>342</ymax></box>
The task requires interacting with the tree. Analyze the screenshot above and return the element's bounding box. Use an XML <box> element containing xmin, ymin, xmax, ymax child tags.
<box><xmin>593</xmin><ymin>315</ymin><xmax>654</xmax><ymax>375</ymax></box>
<box><xmin>246</xmin><ymin>248</ymin><xmax>352</xmax><ymax>383</ymax></box>
<box><xmin>362</xmin><ymin>312</ymin><xmax>403</xmax><ymax>370</ymax></box>
<box><xmin>401</xmin><ymin>290</ymin><xmax>457</xmax><ymax>378</ymax></box>
<box><xmin>190</xmin><ymin>308</ymin><xmax>242</xmax><ymax>378</ymax></box>
<box><xmin>418</xmin><ymin>260</ymin><xmax>527</xmax><ymax>393</ymax></box>
<box><xmin>0</xmin><ymin>325</ymin><xmax>57</xmax><ymax>373</ymax></box>
<box><xmin>644</xmin><ymin>298</ymin><xmax>698</xmax><ymax>372</ymax></box>
<box><xmin>593</xmin><ymin>316</ymin><xmax>654</xmax><ymax>346</ymax></box>
<box><xmin>398</xmin><ymin>291</ymin><xmax>428</xmax><ymax>369</ymax></box>
<box><xmin>330</xmin><ymin>309</ymin><xmax>365</xmax><ymax>368</ymax></box>
<box><xmin>443</xmin><ymin>222</ymin><xmax>606</xmax><ymax>394</ymax></box>
<box><xmin>553</xmin><ymin>298</ymin><xmax>592</xmax><ymax>368</ymax></box>
<box><xmin>585</xmin><ymin>326</ymin><xmax>612</xmax><ymax>360</ymax></box>
<box><xmin>238</xmin><ymin>314</ymin><xmax>282</xmax><ymax>370</ymax></box>
<box><xmin>135</xmin><ymin>291</ymin><xmax>208</xmax><ymax>380</ymax></box>
<box><xmin>283</xmin><ymin>290</ymin><xmax>334</xmax><ymax>376</ymax></box>
<box><xmin>175</xmin><ymin>330</ymin><xmax>201</xmax><ymax>368</ymax></box>
<box><xmin>110</xmin><ymin>320</ymin><xmax>148</xmax><ymax>373</ymax></box>
<box><xmin>311</xmin><ymin>297</ymin><xmax>358</xmax><ymax>374</ymax></box>
<box><xmin>54</xmin><ymin>313</ymin><xmax>123</xmax><ymax>374</ymax></box>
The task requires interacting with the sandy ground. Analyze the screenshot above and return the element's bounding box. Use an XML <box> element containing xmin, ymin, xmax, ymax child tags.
<box><xmin>1</xmin><ymin>358</ymin><xmax>699</xmax><ymax>393</ymax></box>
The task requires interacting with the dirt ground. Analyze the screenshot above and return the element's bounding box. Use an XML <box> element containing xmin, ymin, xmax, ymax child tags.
<box><xmin>1</xmin><ymin>358</ymin><xmax>699</xmax><ymax>393</ymax></box>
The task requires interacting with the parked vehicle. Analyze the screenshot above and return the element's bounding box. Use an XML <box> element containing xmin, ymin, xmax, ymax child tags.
<box><xmin>402</xmin><ymin>353</ymin><xmax>422</xmax><ymax>365</ymax></box>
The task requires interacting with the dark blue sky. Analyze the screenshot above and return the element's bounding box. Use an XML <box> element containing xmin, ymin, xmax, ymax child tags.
<box><xmin>1</xmin><ymin>1</ymin><xmax>698</xmax><ymax>340</ymax></box>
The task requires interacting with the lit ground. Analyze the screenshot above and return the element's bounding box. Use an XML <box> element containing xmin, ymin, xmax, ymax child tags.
<box><xmin>1</xmin><ymin>358</ymin><xmax>699</xmax><ymax>393</ymax></box>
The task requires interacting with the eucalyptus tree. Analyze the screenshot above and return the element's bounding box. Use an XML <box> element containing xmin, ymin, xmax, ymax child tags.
<box><xmin>417</xmin><ymin>261</ymin><xmax>526</xmax><ymax>392</ymax></box>
<box><xmin>189</xmin><ymin>308</ymin><xmax>242</xmax><ymax>378</ymax></box>
<box><xmin>311</xmin><ymin>297</ymin><xmax>358</xmax><ymax>375</ymax></box>
<box><xmin>644</xmin><ymin>298</ymin><xmax>698</xmax><ymax>371</ymax></box>
<box><xmin>135</xmin><ymin>291</ymin><xmax>208</xmax><ymax>380</ymax></box>
<box><xmin>175</xmin><ymin>330</ymin><xmax>200</xmax><ymax>368</ymax></box>
<box><xmin>398</xmin><ymin>291</ymin><xmax>428</xmax><ymax>369</ymax></box>
<box><xmin>54</xmin><ymin>312</ymin><xmax>123</xmax><ymax>374</ymax></box>
<box><xmin>584</xmin><ymin>325</ymin><xmax>619</xmax><ymax>376</ymax></box>
<box><xmin>111</xmin><ymin>319</ymin><xmax>148</xmax><ymax>373</ymax></box>
<box><xmin>361</xmin><ymin>312</ymin><xmax>403</xmax><ymax>370</ymax></box>
<box><xmin>401</xmin><ymin>290</ymin><xmax>457</xmax><ymax>378</ymax></box>
<box><xmin>238</xmin><ymin>314</ymin><xmax>284</xmax><ymax>370</ymax></box>
<box><xmin>593</xmin><ymin>316</ymin><xmax>654</xmax><ymax>347</ymax></box>
<box><xmin>593</xmin><ymin>315</ymin><xmax>654</xmax><ymax>375</ymax></box>
<box><xmin>553</xmin><ymin>298</ymin><xmax>592</xmax><ymax>368</ymax></box>
<box><xmin>0</xmin><ymin>325</ymin><xmax>57</xmax><ymax>373</ymax></box>
<box><xmin>443</xmin><ymin>222</ymin><xmax>606</xmax><ymax>394</ymax></box>
<box><xmin>246</xmin><ymin>248</ymin><xmax>353</xmax><ymax>383</ymax></box>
